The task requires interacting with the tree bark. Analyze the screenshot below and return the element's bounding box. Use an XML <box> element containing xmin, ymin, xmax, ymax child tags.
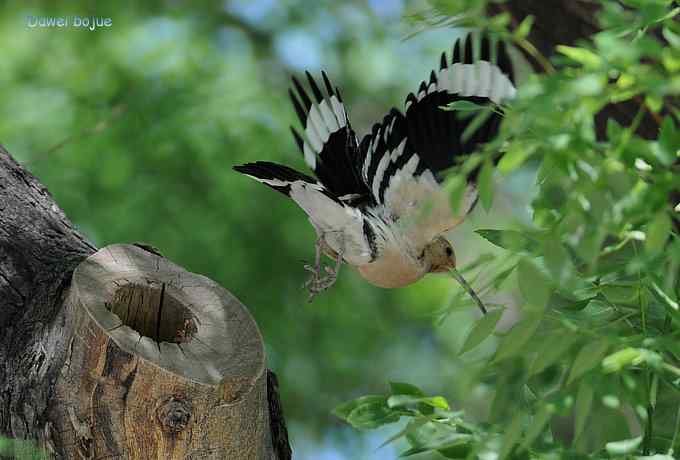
<box><xmin>0</xmin><ymin>145</ymin><xmax>291</xmax><ymax>459</ymax></box>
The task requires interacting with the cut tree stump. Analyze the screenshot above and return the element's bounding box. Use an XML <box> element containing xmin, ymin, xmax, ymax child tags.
<box><xmin>49</xmin><ymin>243</ymin><xmax>272</xmax><ymax>459</ymax></box>
<box><xmin>0</xmin><ymin>146</ymin><xmax>291</xmax><ymax>459</ymax></box>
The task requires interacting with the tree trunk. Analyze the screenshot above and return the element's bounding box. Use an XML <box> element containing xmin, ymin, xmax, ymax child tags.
<box><xmin>0</xmin><ymin>145</ymin><xmax>291</xmax><ymax>459</ymax></box>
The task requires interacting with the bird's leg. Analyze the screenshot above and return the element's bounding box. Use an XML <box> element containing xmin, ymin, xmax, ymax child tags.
<box><xmin>303</xmin><ymin>232</ymin><xmax>344</xmax><ymax>302</ymax></box>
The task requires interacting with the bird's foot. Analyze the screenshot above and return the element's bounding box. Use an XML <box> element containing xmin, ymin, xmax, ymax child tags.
<box><xmin>302</xmin><ymin>237</ymin><xmax>324</xmax><ymax>293</ymax></box>
<box><xmin>302</xmin><ymin>239</ymin><xmax>343</xmax><ymax>302</ymax></box>
<box><xmin>303</xmin><ymin>264</ymin><xmax>340</xmax><ymax>302</ymax></box>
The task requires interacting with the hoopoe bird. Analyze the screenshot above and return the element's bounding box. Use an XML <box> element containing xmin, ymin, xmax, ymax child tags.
<box><xmin>234</xmin><ymin>33</ymin><xmax>515</xmax><ymax>310</ymax></box>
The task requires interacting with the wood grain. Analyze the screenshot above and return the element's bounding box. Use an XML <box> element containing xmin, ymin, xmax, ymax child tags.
<box><xmin>50</xmin><ymin>244</ymin><xmax>272</xmax><ymax>459</ymax></box>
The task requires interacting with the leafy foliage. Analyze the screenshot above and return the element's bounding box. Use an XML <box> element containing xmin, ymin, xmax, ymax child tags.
<box><xmin>335</xmin><ymin>0</ymin><xmax>680</xmax><ymax>458</ymax></box>
<box><xmin>0</xmin><ymin>436</ymin><xmax>46</xmax><ymax>460</ymax></box>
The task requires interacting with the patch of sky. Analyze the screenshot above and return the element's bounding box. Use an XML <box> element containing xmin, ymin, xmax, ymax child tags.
<box><xmin>368</xmin><ymin>0</ymin><xmax>405</xmax><ymax>20</ymax></box>
<box><xmin>223</xmin><ymin>0</ymin><xmax>286</xmax><ymax>30</ymax></box>
<box><xmin>118</xmin><ymin>17</ymin><xmax>193</xmax><ymax>77</ymax></box>
<box><xmin>291</xmin><ymin>422</ymin><xmax>403</xmax><ymax>460</ymax></box>
<box><xmin>275</xmin><ymin>28</ymin><xmax>323</xmax><ymax>70</ymax></box>
<box><xmin>216</xmin><ymin>26</ymin><xmax>253</xmax><ymax>57</ymax></box>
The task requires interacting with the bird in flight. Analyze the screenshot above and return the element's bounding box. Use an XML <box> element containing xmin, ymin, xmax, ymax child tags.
<box><xmin>234</xmin><ymin>32</ymin><xmax>515</xmax><ymax>311</ymax></box>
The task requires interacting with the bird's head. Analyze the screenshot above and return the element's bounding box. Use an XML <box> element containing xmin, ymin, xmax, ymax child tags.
<box><xmin>423</xmin><ymin>236</ymin><xmax>488</xmax><ymax>315</ymax></box>
<box><xmin>424</xmin><ymin>236</ymin><xmax>456</xmax><ymax>273</ymax></box>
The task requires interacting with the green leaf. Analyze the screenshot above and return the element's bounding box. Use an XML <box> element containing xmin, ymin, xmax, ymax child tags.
<box><xmin>567</xmin><ymin>340</ymin><xmax>610</xmax><ymax>385</ymax></box>
<box><xmin>637</xmin><ymin>455</ymin><xmax>674</xmax><ymax>460</ymax></box>
<box><xmin>605</xmin><ymin>435</ymin><xmax>642</xmax><ymax>455</ymax></box>
<box><xmin>518</xmin><ymin>403</ymin><xmax>554</xmax><ymax>451</ymax></box>
<box><xmin>402</xmin><ymin>421</ymin><xmax>471</xmax><ymax>457</ymax></box>
<box><xmin>647</xmin><ymin>281</ymin><xmax>680</xmax><ymax>325</ymax></box>
<box><xmin>601</xmin><ymin>283</ymin><xmax>638</xmax><ymax>304</ymax></box>
<box><xmin>478</xmin><ymin>160</ymin><xmax>494</xmax><ymax>212</ymax></box>
<box><xmin>513</xmin><ymin>15</ymin><xmax>534</xmax><ymax>39</ymax></box>
<box><xmin>488</xmin><ymin>12</ymin><xmax>511</xmax><ymax>31</ymax></box>
<box><xmin>494</xmin><ymin>316</ymin><xmax>541</xmax><ymax>362</ymax></box>
<box><xmin>461</xmin><ymin>106</ymin><xmax>494</xmax><ymax>143</ymax></box>
<box><xmin>387</xmin><ymin>395</ymin><xmax>450</xmax><ymax>410</ymax></box>
<box><xmin>602</xmin><ymin>347</ymin><xmax>645</xmax><ymax>373</ymax></box>
<box><xmin>543</xmin><ymin>236</ymin><xmax>573</xmax><ymax>285</ymax></box>
<box><xmin>574</xmin><ymin>382</ymin><xmax>594</xmax><ymax>441</ymax></box>
<box><xmin>400</xmin><ymin>434</ymin><xmax>472</xmax><ymax>458</ymax></box>
<box><xmin>491</xmin><ymin>264</ymin><xmax>518</xmax><ymax>290</ymax></box>
<box><xmin>606</xmin><ymin>118</ymin><xmax>624</xmax><ymax>142</ymax></box>
<box><xmin>475</xmin><ymin>229</ymin><xmax>539</xmax><ymax>252</ymax></box>
<box><xmin>529</xmin><ymin>333</ymin><xmax>577</xmax><ymax>374</ymax></box>
<box><xmin>645</xmin><ymin>212</ymin><xmax>671</xmax><ymax>254</ymax></box>
<box><xmin>333</xmin><ymin>396</ymin><xmax>401</xmax><ymax>430</ymax></box>
<box><xmin>663</xmin><ymin>26</ymin><xmax>680</xmax><ymax>48</ymax></box>
<box><xmin>459</xmin><ymin>253</ymin><xmax>495</xmax><ymax>274</ymax></box>
<box><xmin>498</xmin><ymin>141</ymin><xmax>536</xmax><ymax>173</ymax></box>
<box><xmin>332</xmin><ymin>396</ymin><xmax>378</xmax><ymax>420</ymax></box>
<box><xmin>571</xmin><ymin>74</ymin><xmax>605</xmax><ymax>96</ymax></box>
<box><xmin>459</xmin><ymin>309</ymin><xmax>503</xmax><ymax>354</ymax></box>
<box><xmin>549</xmin><ymin>292</ymin><xmax>592</xmax><ymax>311</ymax></box>
<box><xmin>646</xmin><ymin>94</ymin><xmax>663</xmax><ymax>113</ymax></box>
<box><xmin>378</xmin><ymin>417</ymin><xmax>431</xmax><ymax>449</ymax></box>
<box><xmin>389</xmin><ymin>382</ymin><xmax>425</xmax><ymax>397</ymax></box>
<box><xmin>657</xmin><ymin>116</ymin><xmax>680</xmax><ymax>166</ymax></box>
<box><xmin>602</xmin><ymin>347</ymin><xmax>663</xmax><ymax>373</ymax></box>
<box><xmin>499</xmin><ymin>412</ymin><xmax>523</xmax><ymax>460</ymax></box>
<box><xmin>347</xmin><ymin>402</ymin><xmax>401</xmax><ymax>430</ymax></box>
<box><xmin>445</xmin><ymin>175</ymin><xmax>467</xmax><ymax>215</ymax></box>
<box><xmin>442</xmin><ymin>100</ymin><xmax>485</xmax><ymax>112</ymax></box>
<box><xmin>517</xmin><ymin>258</ymin><xmax>552</xmax><ymax>310</ymax></box>
<box><xmin>557</xmin><ymin>45</ymin><xmax>602</xmax><ymax>68</ymax></box>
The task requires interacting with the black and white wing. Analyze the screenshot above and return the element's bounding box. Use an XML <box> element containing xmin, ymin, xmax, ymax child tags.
<box><xmin>233</xmin><ymin>161</ymin><xmax>376</xmax><ymax>265</ymax></box>
<box><xmin>402</xmin><ymin>32</ymin><xmax>515</xmax><ymax>179</ymax></box>
<box><xmin>360</xmin><ymin>33</ymin><xmax>515</xmax><ymax>245</ymax></box>
<box><xmin>289</xmin><ymin>71</ymin><xmax>373</xmax><ymax>207</ymax></box>
<box><xmin>235</xmin><ymin>72</ymin><xmax>385</xmax><ymax>265</ymax></box>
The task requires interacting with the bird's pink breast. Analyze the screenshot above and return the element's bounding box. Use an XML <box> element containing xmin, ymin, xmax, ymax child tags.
<box><xmin>356</xmin><ymin>248</ymin><xmax>426</xmax><ymax>288</ymax></box>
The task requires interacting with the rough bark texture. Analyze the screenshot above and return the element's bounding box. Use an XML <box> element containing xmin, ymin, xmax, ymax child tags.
<box><xmin>0</xmin><ymin>145</ymin><xmax>291</xmax><ymax>459</ymax></box>
<box><xmin>0</xmin><ymin>145</ymin><xmax>96</xmax><ymax>451</ymax></box>
<box><xmin>51</xmin><ymin>243</ymin><xmax>271</xmax><ymax>459</ymax></box>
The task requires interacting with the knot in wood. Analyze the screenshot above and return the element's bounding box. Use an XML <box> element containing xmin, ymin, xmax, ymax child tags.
<box><xmin>156</xmin><ymin>396</ymin><xmax>192</xmax><ymax>433</ymax></box>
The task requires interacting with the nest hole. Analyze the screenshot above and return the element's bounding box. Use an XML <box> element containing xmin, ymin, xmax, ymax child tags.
<box><xmin>108</xmin><ymin>283</ymin><xmax>196</xmax><ymax>343</ymax></box>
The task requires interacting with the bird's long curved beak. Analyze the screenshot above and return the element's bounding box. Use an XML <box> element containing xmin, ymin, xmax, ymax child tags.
<box><xmin>450</xmin><ymin>268</ymin><xmax>487</xmax><ymax>315</ymax></box>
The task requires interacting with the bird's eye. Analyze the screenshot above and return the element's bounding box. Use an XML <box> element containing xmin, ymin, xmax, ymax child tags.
<box><xmin>445</xmin><ymin>247</ymin><xmax>453</xmax><ymax>256</ymax></box>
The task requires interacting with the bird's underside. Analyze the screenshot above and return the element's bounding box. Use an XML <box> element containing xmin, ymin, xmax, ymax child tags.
<box><xmin>234</xmin><ymin>32</ymin><xmax>515</xmax><ymax>300</ymax></box>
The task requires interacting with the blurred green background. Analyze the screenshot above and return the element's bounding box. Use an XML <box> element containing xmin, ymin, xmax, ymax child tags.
<box><xmin>0</xmin><ymin>1</ymin><xmax>531</xmax><ymax>458</ymax></box>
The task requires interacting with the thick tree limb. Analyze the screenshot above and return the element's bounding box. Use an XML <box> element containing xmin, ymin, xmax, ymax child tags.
<box><xmin>0</xmin><ymin>145</ymin><xmax>291</xmax><ymax>459</ymax></box>
<box><xmin>0</xmin><ymin>145</ymin><xmax>95</xmax><ymax>445</ymax></box>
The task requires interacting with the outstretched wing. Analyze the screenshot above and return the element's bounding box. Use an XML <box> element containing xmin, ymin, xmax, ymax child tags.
<box><xmin>233</xmin><ymin>161</ymin><xmax>377</xmax><ymax>265</ymax></box>
<box><xmin>289</xmin><ymin>72</ymin><xmax>372</xmax><ymax>207</ymax></box>
<box><xmin>402</xmin><ymin>32</ymin><xmax>515</xmax><ymax>179</ymax></box>
<box><xmin>361</xmin><ymin>33</ymin><xmax>515</xmax><ymax>245</ymax></box>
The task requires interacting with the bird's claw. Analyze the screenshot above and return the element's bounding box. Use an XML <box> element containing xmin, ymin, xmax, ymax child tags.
<box><xmin>305</xmin><ymin>271</ymin><xmax>339</xmax><ymax>302</ymax></box>
<box><xmin>302</xmin><ymin>261</ymin><xmax>340</xmax><ymax>302</ymax></box>
<box><xmin>302</xmin><ymin>237</ymin><xmax>343</xmax><ymax>302</ymax></box>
